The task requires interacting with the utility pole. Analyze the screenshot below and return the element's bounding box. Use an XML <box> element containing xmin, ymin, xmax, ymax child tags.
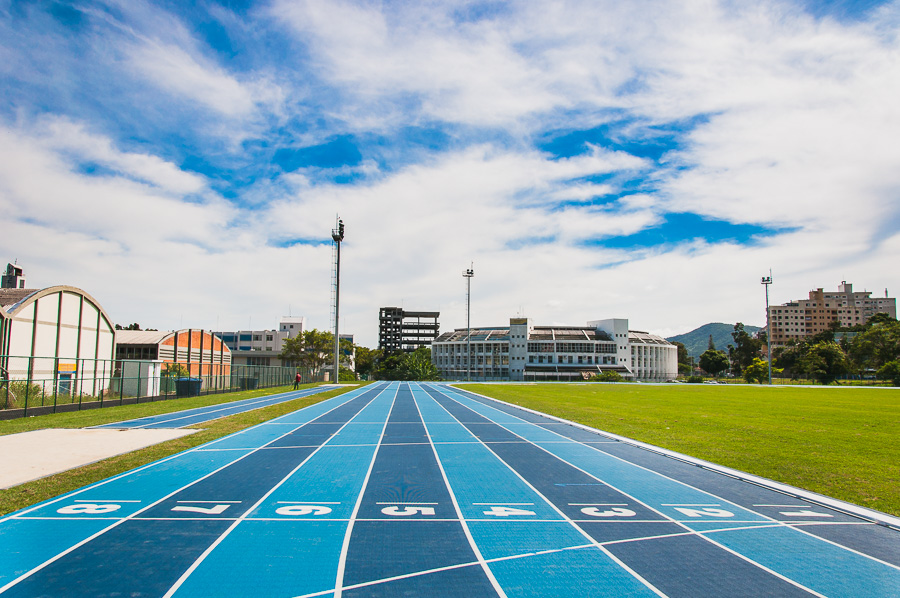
<box><xmin>463</xmin><ymin>264</ymin><xmax>474</xmax><ymax>381</ymax></box>
<box><xmin>761</xmin><ymin>271</ymin><xmax>773</xmax><ymax>385</ymax></box>
<box><xmin>332</xmin><ymin>217</ymin><xmax>344</xmax><ymax>383</ymax></box>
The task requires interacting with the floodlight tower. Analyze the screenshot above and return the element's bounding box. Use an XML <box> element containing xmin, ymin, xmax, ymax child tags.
<box><xmin>463</xmin><ymin>264</ymin><xmax>474</xmax><ymax>381</ymax></box>
<box><xmin>761</xmin><ymin>271</ymin><xmax>773</xmax><ymax>385</ymax></box>
<box><xmin>332</xmin><ymin>217</ymin><xmax>344</xmax><ymax>382</ymax></box>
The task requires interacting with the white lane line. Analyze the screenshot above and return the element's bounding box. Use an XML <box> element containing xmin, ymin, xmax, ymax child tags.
<box><xmin>107</xmin><ymin>388</ymin><xmax>325</xmax><ymax>429</ymax></box>
<box><xmin>421</xmin><ymin>384</ymin><xmax>669</xmax><ymax>598</ymax></box>
<box><xmin>435</xmin><ymin>386</ymin><xmax>833</xmax><ymax>597</ymax></box>
<box><xmin>452</xmin><ymin>386</ymin><xmax>900</xmax><ymax>574</ymax></box>
<box><xmin>0</xmin><ymin>386</ymin><xmax>375</xmax><ymax>595</ymax></box>
<box><xmin>160</xmin><ymin>384</ymin><xmax>392</xmax><ymax>598</ymax></box>
<box><xmin>412</xmin><ymin>383</ymin><xmax>507</xmax><ymax>598</ymax></box>
<box><xmin>3</xmin><ymin>387</ymin><xmax>367</xmax><ymax>524</ymax></box>
<box><xmin>276</xmin><ymin>501</ymin><xmax>342</xmax><ymax>505</ymax></box>
<box><xmin>333</xmin><ymin>383</ymin><xmax>399</xmax><ymax>598</ymax></box>
<box><xmin>458</xmin><ymin>384</ymin><xmax>900</xmax><ymax>529</ymax></box>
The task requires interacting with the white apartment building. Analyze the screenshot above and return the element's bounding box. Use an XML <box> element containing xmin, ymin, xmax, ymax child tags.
<box><xmin>768</xmin><ymin>282</ymin><xmax>896</xmax><ymax>348</ymax></box>
<box><xmin>432</xmin><ymin>317</ymin><xmax>677</xmax><ymax>382</ymax></box>
<box><xmin>216</xmin><ymin>316</ymin><xmax>306</xmax><ymax>367</ymax></box>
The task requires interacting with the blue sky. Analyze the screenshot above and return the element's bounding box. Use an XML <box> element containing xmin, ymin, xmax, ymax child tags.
<box><xmin>2</xmin><ymin>0</ymin><xmax>899</xmax><ymax>346</ymax></box>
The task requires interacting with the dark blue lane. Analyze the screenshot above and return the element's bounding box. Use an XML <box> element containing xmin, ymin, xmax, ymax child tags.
<box><xmin>607</xmin><ymin>532</ymin><xmax>815</xmax><ymax>598</ymax></box>
<box><xmin>8</xmin><ymin>385</ymin><xmax>385</xmax><ymax>598</ymax></box>
<box><xmin>94</xmin><ymin>386</ymin><xmax>332</xmax><ymax>429</ymax></box>
<box><xmin>453</xmin><ymin>386</ymin><xmax>900</xmax><ymax>567</ymax></box>
<box><xmin>343</xmin><ymin>563</ymin><xmax>495</xmax><ymax>598</ymax></box>
<box><xmin>424</xmin><ymin>385</ymin><xmax>818</xmax><ymax>598</ymax></box>
<box><xmin>341</xmin><ymin>384</ymin><xmax>498</xmax><ymax>594</ymax></box>
<box><xmin>2</xmin><ymin>520</ymin><xmax>231</xmax><ymax>598</ymax></box>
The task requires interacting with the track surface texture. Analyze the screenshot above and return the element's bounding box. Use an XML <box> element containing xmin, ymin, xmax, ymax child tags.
<box><xmin>1</xmin><ymin>382</ymin><xmax>897</xmax><ymax>597</ymax></box>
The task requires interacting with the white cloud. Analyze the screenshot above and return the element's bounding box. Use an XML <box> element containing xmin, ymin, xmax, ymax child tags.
<box><xmin>126</xmin><ymin>40</ymin><xmax>282</xmax><ymax>119</ymax></box>
<box><xmin>3</xmin><ymin>0</ymin><xmax>899</xmax><ymax>348</ymax></box>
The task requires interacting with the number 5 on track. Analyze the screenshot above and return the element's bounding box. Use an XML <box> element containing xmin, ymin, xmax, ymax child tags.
<box><xmin>381</xmin><ymin>506</ymin><xmax>435</xmax><ymax>516</ymax></box>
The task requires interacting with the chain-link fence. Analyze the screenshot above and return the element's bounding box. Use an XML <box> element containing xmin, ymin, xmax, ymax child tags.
<box><xmin>0</xmin><ymin>355</ymin><xmax>319</xmax><ymax>419</ymax></box>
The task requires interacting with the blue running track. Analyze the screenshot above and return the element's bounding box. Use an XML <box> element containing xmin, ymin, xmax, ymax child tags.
<box><xmin>0</xmin><ymin>382</ymin><xmax>897</xmax><ymax>597</ymax></box>
<box><xmin>92</xmin><ymin>386</ymin><xmax>335</xmax><ymax>429</ymax></box>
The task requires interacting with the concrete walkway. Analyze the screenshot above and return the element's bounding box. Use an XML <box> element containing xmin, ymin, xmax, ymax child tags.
<box><xmin>0</xmin><ymin>428</ymin><xmax>196</xmax><ymax>489</ymax></box>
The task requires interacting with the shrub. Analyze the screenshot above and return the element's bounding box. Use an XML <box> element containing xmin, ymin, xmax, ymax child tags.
<box><xmin>1</xmin><ymin>380</ymin><xmax>44</xmax><ymax>409</ymax></box>
<box><xmin>686</xmin><ymin>375</ymin><xmax>704</xmax><ymax>384</ymax></box>
<box><xmin>591</xmin><ymin>371</ymin><xmax>624</xmax><ymax>382</ymax></box>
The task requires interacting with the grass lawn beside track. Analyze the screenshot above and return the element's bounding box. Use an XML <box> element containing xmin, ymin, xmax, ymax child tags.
<box><xmin>460</xmin><ymin>383</ymin><xmax>900</xmax><ymax>517</ymax></box>
<box><xmin>0</xmin><ymin>383</ymin><xmax>363</xmax><ymax>516</ymax></box>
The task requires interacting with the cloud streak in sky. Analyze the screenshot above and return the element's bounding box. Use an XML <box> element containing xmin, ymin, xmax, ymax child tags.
<box><xmin>1</xmin><ymin>0</ymin><xmax>898</xmax><ymax>345</ymax></box>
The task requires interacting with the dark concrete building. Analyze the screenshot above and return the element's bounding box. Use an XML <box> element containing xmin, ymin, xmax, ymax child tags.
<box><xmin>378</xmin><ymin>307</ymin><xmax>440</xmax><ymax>353</ymax></box>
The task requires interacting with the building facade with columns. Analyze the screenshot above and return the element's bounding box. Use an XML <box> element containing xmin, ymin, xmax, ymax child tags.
<box><xmin>431</xmin><ymin>317</ymin><xmax>677</xmax><ymax>382</ymax></box>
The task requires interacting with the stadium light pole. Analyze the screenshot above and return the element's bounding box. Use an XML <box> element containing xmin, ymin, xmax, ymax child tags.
<box><xmin>332</xmin><ymin>217</ymin><xmax>344</xmax><ymax>383</ymax></box>
<box><xmin>463</xmin><ymin>264</ymin><xmax>474</xmax><ymax>381</ymax></box>
<box><xmin>761</xmin><ymin>272</ymin><xmax>773</xmax><ymax>385</ymax></box>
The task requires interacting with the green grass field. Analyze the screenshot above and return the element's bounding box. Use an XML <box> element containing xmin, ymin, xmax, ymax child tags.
<box><xmin>460</xmin><ymin>383</ymin><xmax>900</xmax><ymax>517</ymax></box>
<box><xmin>0</xmin><ymin>383</ymin><xmax>358</xmax><ymax>516</ymax></box>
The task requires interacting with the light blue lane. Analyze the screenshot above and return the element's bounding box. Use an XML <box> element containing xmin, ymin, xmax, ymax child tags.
<box><xmin>168</xmin><ymin>388</ymin><xmax>398</xmax><ymax>596</ymax></box>
<box><xmin>171</xmin><ymin>520</ymin><xmax>346</xmax><ymax>598</ymax></box>
<box><xmin>94</xmin><ymin>386</ymin><xmax>333</xmax><ymax>429</ymax></box>
<box><xmin>440</xmin><ymin>388</ymin><xmax>770</xmax><ymax>525</ymax></box>
<box><xmin>199</xmin><ymin>387</ymin><xmax>368</xmax><ymax>450</ymax></box>
<box><xmin>16</xmin><ymin>449</ymin><xmax>253</xmax><ymax>520</ymax></box>
<box><xmin>429</xmin><ymin>442</ymin><xmax>562</xmax><ymax>521</ymax></box>
<box><xmin>705</xmin><ymin>525</ymin><xmax>900</xmax><ymax>598</ymax></box>
<box><xmin>445</xmin><ymin>386</ymin><xmax>900</xmax><ymax>598</ymax></box>
<box><xmin>488</xmin><ymin>545</ymin><xmax>659</xmax><ymax>598</ymax></box>
<box><xmin>0</xmin><ymin>386</ymin><xmax>373</xmax><ymax>592</ymax></box>
<box><xmin>0</xmin><ymin>519</ymin><xmax>110</xmax><ymax>587</ymax></box>
<box><xmin>415</xmin><ymin>386</ymin><xmax>661</xmax><ymax>598</ymax></box>
<box><xmin>0</xmin><ymin>449</ymin><xmax>251</xmax><ymax>590</ymax></box>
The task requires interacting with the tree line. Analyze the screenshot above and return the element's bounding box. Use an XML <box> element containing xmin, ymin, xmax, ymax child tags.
<box><xmin>676</xmin><ymin>315</ymin><xmax>900</xmax><ymax>385</ymax></box>
<box><xmin>277</xmin><ymin>329</ymin><xmax>440</xmax><ymax>381</ymax></box>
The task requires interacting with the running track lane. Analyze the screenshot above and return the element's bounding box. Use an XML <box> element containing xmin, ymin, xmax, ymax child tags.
<box><xmin>0</xmin><ymin>382</ymin><xmax>897</xmax><ymax>597</ymax></box>
<box><xmin>92</xmin><ymin>385</ymin><xmax>335</xmax><ymax>429</ymax></box>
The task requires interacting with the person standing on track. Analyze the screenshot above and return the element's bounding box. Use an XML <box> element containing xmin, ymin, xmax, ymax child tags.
<box><xmin>294</xmin><ymin>371</ymin><xmax>302</xmax><ymax>389</ymax></box>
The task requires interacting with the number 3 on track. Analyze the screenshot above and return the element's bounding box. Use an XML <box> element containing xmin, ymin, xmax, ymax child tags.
<box><xmin>581</xmin><ymin>507</ymin><xmax>635</xmax><ymax>517</ymax></box>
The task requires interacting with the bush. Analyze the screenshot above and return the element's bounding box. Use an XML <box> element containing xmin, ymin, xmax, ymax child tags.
<box><xmin>1</xmin><ymin>380</ymin><xmax>44</xmax><ymax>409</ymax></box>
<box><xmin>686</xmin><ymin>375</ymin><xmax>704</xmax><ymax>384</ymax></box>
<box><xmin>590</xmin><ymin>371</ymin><xmax>624</xmax><ymax>382</ymax></box>
<box><xmin>877</xmin><ymin>360</ymin><xmax>900</xmax><ymax>386</ymax></box>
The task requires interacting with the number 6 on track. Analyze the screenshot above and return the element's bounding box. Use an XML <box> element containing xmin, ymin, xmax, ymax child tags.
<box><xmin>275</xmin><ymin>505</ymin><xmax>332</xmax><ymax>516</ymax></box>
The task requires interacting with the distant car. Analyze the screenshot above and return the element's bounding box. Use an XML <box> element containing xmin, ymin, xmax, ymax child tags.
<box><xmin>704</xmin><ymin>380</ymin><xmax>719</xmax><ymax>384</ymax></box>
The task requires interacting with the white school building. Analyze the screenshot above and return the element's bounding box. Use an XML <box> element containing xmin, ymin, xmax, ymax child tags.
<box><xmin>431</xmin><ymin>317</ymin><xmax>677</xmax><ymax>382</ymax></box>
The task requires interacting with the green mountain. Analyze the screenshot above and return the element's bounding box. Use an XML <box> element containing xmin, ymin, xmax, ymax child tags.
<box><xmin>667</xmin><ymin>322</ymin><xmax>762</xmax><ymax>359</ymax></box>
